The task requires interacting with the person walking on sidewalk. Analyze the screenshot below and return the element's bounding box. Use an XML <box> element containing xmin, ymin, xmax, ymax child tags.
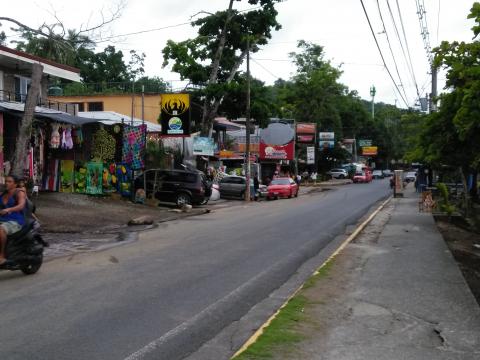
<box><xmin>0</xmin><ymin>175</ymin><xmax>26</xmax><ymax>265</ymax></box>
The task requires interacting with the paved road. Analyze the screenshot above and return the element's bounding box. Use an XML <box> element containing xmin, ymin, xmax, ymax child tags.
<box><xmin>0</xmin><ymin>180</ymin><xmax>390</xmax><ymax>360</ymax></box>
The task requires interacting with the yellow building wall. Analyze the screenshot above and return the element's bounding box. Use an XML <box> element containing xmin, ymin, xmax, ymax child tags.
<box><xmin>49</xmin><ymin>94</ymin><xmax>162</xmax><ymax>124</ymax></box>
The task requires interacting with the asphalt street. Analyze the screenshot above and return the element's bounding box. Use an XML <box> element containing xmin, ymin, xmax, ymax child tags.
<box><xmin>0</xmin><ymin>179</ymin><xmax>390</xmax><ymax>360</ymax></box>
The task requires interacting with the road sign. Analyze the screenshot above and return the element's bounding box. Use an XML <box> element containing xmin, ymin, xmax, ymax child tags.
<box><xmin>358</xmin><ymin>139</ymin><xmax>372</xmax><ymax>147</ymax></box>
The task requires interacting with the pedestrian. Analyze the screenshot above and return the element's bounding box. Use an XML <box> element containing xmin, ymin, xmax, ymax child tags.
<box><xmin>253</xmin><ymin>173</ymin><xmax>259</xmax><ymax>201</ymax></box>
<box><xmin>311</xmin><ymin>171</ymin><xmax>317</xmax><ymax>183</ymax></box>
<box><xmin>296</xmin><ymin>173</ymin><xmax>302</xmax><ymax>186</ymax></box>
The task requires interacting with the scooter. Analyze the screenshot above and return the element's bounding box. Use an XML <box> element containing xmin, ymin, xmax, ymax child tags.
<box><xmin>0</xmin><ymin>205</ymin><xmax>47</xmax><ymax>275</ymax></box>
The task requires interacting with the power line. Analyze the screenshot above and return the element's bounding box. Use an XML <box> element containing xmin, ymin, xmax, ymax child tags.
<box><xmin>376</xmin><ymin>0</ymin><xmax>410</xmax><ymax>105</ymax></box>
<box><xmin>415</xmin><ymin>0</ymin><xmax>434</xmax><ymax>65</ymax></box>
<box><xmin>251</xmin><ymin>58</ymin><xmax>281</xmax><ymax>79</ymax></box>
<box><xmin>392</xmin><ymin>0</ymin><xmax>422</xmax><ymax>101</ymax></box>
<box><xmin>385</xmin><ymin>0</ymin><xmax>420</xmax><ymax>99</ymax></box>
<box><xmin>359</xmin><ymin>0</ymin><xmax>409</xmax><ymax>108</ymax></box>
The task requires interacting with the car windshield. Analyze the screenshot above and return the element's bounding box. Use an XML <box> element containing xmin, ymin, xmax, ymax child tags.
<box><xmin>271</xmin><ymin>179</ymin><xmax>290</xmax><ymax>185</ymax></box>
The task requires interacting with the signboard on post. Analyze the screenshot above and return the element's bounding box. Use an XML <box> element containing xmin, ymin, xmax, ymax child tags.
<box><xmin>319</xmin><ymin>132</ymin><xmax>335</xmax><ymax>140</ymax></box>
<box><xmin>161</xmin><ymin>93</ymin><xmax>190</xmax><ymax>136</ymax></box>
<box><xmin>306</xmin><ymin>146</ymin><xmax>315</xmax><ymax>164</ymax></box>
<box><xmin>319</xmin><ymin>140</ymin><xmax>335</xmax><ymax>149</ymax></box>
<box><xmin>358</xmin><ymin>139</ymin><xmax>372</xmax><ymax>147</ymax></box>
<box><xmin>362</xmin><ymin>146</ymin><xmax>378</xmax><ymax>156</ymax></box>
<box><xmin>192</xmin><ymin>137</ymin><xmax>215</xmax><ymax>156</ymax></box>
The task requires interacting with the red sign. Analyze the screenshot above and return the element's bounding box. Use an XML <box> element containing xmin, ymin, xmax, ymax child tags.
<box><xmin>296</xmin><ymin>123</ymin><xmax>316</xmax><ymax>134</ymax></box>
<box><xmin>259</xmin><ymin>141</ymin><xmax>295</xmax><ymax>160</ymax></box>
<box><xmin>297</xmin><ymin>134</ymin><xmax>315</xmax><ymax>143</ymax></box>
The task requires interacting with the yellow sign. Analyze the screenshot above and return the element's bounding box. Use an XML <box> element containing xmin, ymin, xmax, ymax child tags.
<box><xmin>161</xmin><ymin>94</ymin><xmax>190</xmax><ymax>136</ymax></box>
<box><xmin>161</xmin><ymin>93</ymin><xmax>190</xmax><ymax>115</ymax></box>
<box><xmin>362</xmin><ymin>146</ymin><xmax>378</xmax><ymax>156</ymax></box>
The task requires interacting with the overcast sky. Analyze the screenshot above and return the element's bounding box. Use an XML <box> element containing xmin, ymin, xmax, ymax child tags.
<box><xmin>2</xmin><ymin>0</ymin><xmax>476</xmax><ymax>108</ymax></box>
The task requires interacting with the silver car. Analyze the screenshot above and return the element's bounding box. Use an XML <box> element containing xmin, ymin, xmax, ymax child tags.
<box><xmin>219</xmin><ymin>176</ymin><xmax>254</xmax><ymax>199</ymax></box>
<box><xmin>327</xmin><ymin>168</ymin><xmax>348</xmax><ymax>179</ymax></box>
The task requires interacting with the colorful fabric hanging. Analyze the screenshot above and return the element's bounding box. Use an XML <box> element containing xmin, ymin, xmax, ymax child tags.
<box><xmin>122</xmin><ymin>125</ymin><xmax>146</xmax><ymax>170</ymax></box>
<box><xmin>60</xmin><ymin>160</ymin><xmax>75</xmax><ymax>193</ymax></box>
<box><xmin>43</xmin><ymin>159</ymin><xmax>60</xmax><ymax>191</ymax></box>
<box><xmin>50</xmin><ymin>123</ymin><xmax>60</xmax><ymax>148</ymax></box>
<box><xmin>86</xmin><ymin>162</ymin><xmax>103</xmax><ymax>195</ymax></box>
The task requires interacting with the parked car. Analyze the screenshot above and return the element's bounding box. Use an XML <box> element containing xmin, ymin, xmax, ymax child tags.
<box><xmin>382</xmin><ymin>169</ymin><xmax>394</xmax><ymax>177</ymax></box>
<box><xmin>353</xmin><ymin>170</ymin><xmax>372</xmax><ymax>183</ymax></box>
<box><xmin>219</xmin><ymin>176</ymin><xmax>253</xmax><ymax>199</ymax></box>
<box><xmin>405</xmin><ymin>171</ymin><xmax>417</xmax><ymax>183</ymax></box>
<box><xmin>134</xmin><ymin>169</ymin><xmax>211</xmax><ymax>206</ymax></box>
<box><xmin>267</xmin><ymin>177</ymin><xmax>298</xmax><ymax>199</ymax></box>
<box><xmin>372</xmin><ymin>170</ymin><xmax>384</xmax><ymax>179</ymax></box>
<box><xmin>327</xmin><ymin>168</ymin><xmax>348</xmax><ymax>179</ymax></box>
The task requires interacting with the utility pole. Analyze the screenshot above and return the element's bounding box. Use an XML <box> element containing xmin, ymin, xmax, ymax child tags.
<box><xmin>370</xmin><ymin>85</ymin><xmax>376</xmax><ymax>120</ymax></box>
<box><xmin>245</xmin><ymin>36</ymin><xmax>251</xmax><ymax>201</ymax></box>
<box><xmin>430</xmin><ymin>66</ymin><xmax>437</xmax><ymax>113</ymax></box>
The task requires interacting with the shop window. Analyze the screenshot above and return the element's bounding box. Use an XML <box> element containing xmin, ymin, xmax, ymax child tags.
<box><xmin>72</xmin><ymin>102</ymin><xmax>85</xmax><ymax>112</ymax></box>
<box><xmin>87</xmin><ymin>102</ymin><xmax>103</xmax><ymax>111</ymax></box>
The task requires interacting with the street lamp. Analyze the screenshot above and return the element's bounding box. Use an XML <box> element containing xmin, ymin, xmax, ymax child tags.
<box><xmin>370</xmin><ymin>85</ymin><xmax>376</xmax><ymax>120</ymax></box>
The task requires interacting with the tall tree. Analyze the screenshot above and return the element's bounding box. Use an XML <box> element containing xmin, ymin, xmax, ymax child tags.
<box><xmin>163</xmin><ymin>0</ymin><xmax>282</xmax><ymax>136</ymax></box>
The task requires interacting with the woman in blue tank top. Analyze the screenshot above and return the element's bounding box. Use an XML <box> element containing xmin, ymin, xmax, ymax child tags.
<box><xmin>0</xmin><ymin>175</ymin><xmax>26</xmax><ymax>264</ymax></box>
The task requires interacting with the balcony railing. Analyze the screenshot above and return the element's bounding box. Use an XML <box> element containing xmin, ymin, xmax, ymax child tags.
<box><xmin>0</xmin><ymin>90</ymin><xmax>78</xmax><ymax>115</ymax></box>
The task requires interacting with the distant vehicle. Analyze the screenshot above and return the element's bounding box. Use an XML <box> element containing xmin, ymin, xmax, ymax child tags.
<box><xmin>134</xmin><ymin>169</ymin><xmax>211</xmax><ymax>206</ymax></box>
<box><xmin>327</xmin><ymin>168</ymin><xmax>348</xmax><ymax>179</ymax></box>
<box><xmin>372</xmin><ymin>170</ymin><xmax>384</xmax><ymax>179</ymax></box>
<box><xmin>267</xmin><ymin>177</ymin><xmax>298</xmax><ymax>200</ymax></box>
<box><xmin>382</xmin><ymin>169</ymin><xmax>393</xmax><ymax>177</ymax></box>
<box><xmin>219</xmin><ymin>176</ymin><xmax>253</xmax><ymax>199</ymax></box>
<box><xmin>353</xmin><ymin>170</ymin><xmax>373</xmax><ymax>183</ymax></box>
<box><xmin>405</xmin><ymin>171</ymin><xmax>417</xmax><ymax>183</ymax></box>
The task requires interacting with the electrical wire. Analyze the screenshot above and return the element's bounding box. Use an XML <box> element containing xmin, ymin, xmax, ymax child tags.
<box><xmin>376</xmin><ymin>0</ymin><xmax>410</xmax><ymax>105</ymax></box>
<box><xmin>251</xmin><ymin>58</ymin><xmax>282</xmax><ymax>79</ymax></box>
<box><xmin>359</xmin><ymin>0</ymin><xmax>409</xmax><ymax>108</ymax></box>
<box><xmin>385</xmin><ymin>0</ymin><xmax>420</xmax><ymax>99</ymax></box>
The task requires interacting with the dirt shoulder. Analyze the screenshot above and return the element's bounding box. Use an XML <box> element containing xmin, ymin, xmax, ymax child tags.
<box><xmin>436</xmin><ymin>218</ymin><xmax>480</xmax><ymax>306</ymax></box>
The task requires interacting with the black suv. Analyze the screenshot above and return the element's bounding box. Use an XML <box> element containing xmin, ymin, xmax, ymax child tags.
<box><xmin>134</xmin><ymin>169</ymin><xmax>211</xmax><ymax>206</ymax></box>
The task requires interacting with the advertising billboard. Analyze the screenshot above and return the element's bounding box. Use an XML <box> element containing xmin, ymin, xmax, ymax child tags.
<box><xmin>307</xmin><ymin>146</ymin><xmax>315</xmax><ymax>164</ymax></box>
<box><xmin>319</xmin><ymin>132</ymin><xmax>335</xmax><ymax>140</ymax></box>
<box><xmin>362</xmin><ymin>146</ymin><xmax>378</xmax><ymax>156</ymax></box>
<box><xmin>259</xmin><ymin>121</ymin><xmax>295</xmax><ymax>160</ymax></box>
<box><xmin>161</xmin><ymin>93</ymin><xmax>190</xmax><ymax>136</ymax></box>
<box><xmin>192</xmin><ymin>137</ymin><xmax>215</xmax><ymax>156</ymax></box>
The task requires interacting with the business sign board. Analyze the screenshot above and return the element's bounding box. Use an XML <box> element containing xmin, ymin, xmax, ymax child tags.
<box><xmin>358</xmin><ymin>139</ymin><xmax>372</xmax><ymax>147</ymax></box>
<box><xmin>296</xmin><ymin>123</ymin><xmax>316</xmax><ymax>134</ymax></box>
<box><xmin>319</xmin><ymin>140</ymin><xmax>335</xmax><ymax>149</ymax></box>
<box><xmin>362</xmin><ymin>146</ymin><xmax>378</xmax><ymax>156</ymax></box>
<box><xmin>297</xmin><ymin>134</ymin><xmax>315</xmax><ymax>143</ymax></box>
<box><xmin>192</xmin><ymin>137</ymin><xmax>215</xmax><ymax>156</ymax></box>
<box><xmin>259</xmin><ymin>142</ymin><xmax>295</xmax><ymax>160</ymax></box>
<box><xmin>307</xmin><ymin>146</ymin><xmax>315</xmax><ymax>164</ymax></box>
<box><xmin>319</xmin><ymin>132</ymin><xmax>335</xmax><ymax>140</ymax></box>
<box><xmin>259</xmin><ymin>120</ymin><xmax>295</xmax><ymax>160</ymax></box>
<box><xmin>161</xmin><ymin>93</ymin><xmax>190</xmax><ymax>136</ymax></box>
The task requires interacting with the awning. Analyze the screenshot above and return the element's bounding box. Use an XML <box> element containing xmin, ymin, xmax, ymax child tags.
<box><xmin>0</xmin><ymin>101</ymin><xmax>96</xmax><ymax>126</ymax></box>
<box><xmin>78</xmin><ymin>111</ymin><xmax>162</xmax><ymax>132</ymax></box>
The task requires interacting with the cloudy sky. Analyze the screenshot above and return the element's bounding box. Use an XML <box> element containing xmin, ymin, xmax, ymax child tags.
<box><xmin>2</xmin><ymin>0</ymin><xmax>476</xmax><ymax>108</ymax></box>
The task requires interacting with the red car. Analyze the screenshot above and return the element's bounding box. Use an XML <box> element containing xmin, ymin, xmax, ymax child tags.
<box><xmin>353</xmin><ymin>169</ymin><xmax>373</xmax><ymax>183</ymax></box>
<box><xmin>267</xmin><ymin>177</ymin><xmax>299</xmax><ymax>199</ymax></box>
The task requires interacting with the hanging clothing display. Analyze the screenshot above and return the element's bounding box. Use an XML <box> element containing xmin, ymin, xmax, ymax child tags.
<box><xmin>60</xmin><ymin>160</ymin><xmax>75</xmax><ymax>193</ymax></box>
<box><xmin>122</xmin><ymin>124</ymin><xmax>146</xmax><ymax>170</ymax></box>
<box><xmin>43</xmin><ymin>159</ymin><xmax>60</xmax><ymax>191</ymax></box>
<box><xmin>50</xmin><ymin>123</ymin><xmax>60</xmax><ymax>149</ymax></box>
<box><xmin>86</xmin><ymin>162</ymin><xmax>103</xmax><ymax>195</ymax></box>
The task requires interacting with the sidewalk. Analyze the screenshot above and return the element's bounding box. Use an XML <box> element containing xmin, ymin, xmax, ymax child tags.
<box><xmin>238</xmin><ymin>186</ymin><xmax>480</xmax><ymax>359</ymax></box>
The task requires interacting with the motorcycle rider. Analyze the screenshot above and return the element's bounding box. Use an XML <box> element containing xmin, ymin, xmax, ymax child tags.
<box><xmin>0</xmin><ymin>175</ymin><xmax>26</xmax><ymax>265</ymax></box>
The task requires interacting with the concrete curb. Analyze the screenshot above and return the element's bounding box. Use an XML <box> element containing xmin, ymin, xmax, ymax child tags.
<box><xmin>231</xmin><ymin>195</ymin><xmax>393</xmax><ymax>358</ymax></box>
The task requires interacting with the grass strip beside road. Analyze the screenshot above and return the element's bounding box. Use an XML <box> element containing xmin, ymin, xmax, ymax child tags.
<box><xmin>233</xmin><ymin>260</ymin><xmax>334</xmax><ymax>359</ymax></box>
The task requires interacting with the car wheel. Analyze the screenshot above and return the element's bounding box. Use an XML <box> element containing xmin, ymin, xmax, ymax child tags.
<box><xmin>339</xmin><ymin>174</ymin><xmax>345</xmax><ymax>179</ymax></box>
<box><xmin>176</xmin><ymin>193</ymin><xmax>191</xmax><ymax>206</ymax></box>
<box><xmin>240</xmin><ymin>190</ymin><xmax>245</xmax><ymax>200</ymax></box>
<box><xmin>295</xmin><ymin>190</ymin><xmax>298</xmax><ymax>197</ymax></box>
